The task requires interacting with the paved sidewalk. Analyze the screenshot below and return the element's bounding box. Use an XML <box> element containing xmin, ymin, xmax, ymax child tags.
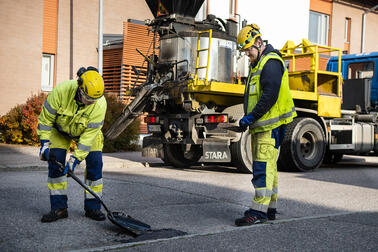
<box><xmin>0</xmin><ymin>143</ymin><xmax>163</xmax><ymax>172</ymax></box>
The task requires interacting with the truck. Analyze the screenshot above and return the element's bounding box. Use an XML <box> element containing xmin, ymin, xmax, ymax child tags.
<box><xmin>104</xmin><ymin>0</ymin><xmax>378</xmax><ymax>172</ymax></box>
<box><xmin>323</xmin><ymin>52</ymin><xmax>378</xmax><ymax>164</ymax></box>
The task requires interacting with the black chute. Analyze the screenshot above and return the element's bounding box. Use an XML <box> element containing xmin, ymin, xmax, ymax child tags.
<box><xmin>145</xmin><ymin>0</ymin><xmax>205</xmax><ymax>18</ymax></box>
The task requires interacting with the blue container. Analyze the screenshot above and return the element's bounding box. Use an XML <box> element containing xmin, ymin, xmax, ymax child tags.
<box><xmin>327</xmin><ymin>52</ymin><xmax>378</xmax><ymax>107</ymax></box>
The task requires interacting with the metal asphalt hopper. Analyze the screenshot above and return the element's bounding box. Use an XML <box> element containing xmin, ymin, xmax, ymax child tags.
<box><xmin>49</xmin><ymin>155</ymin><xmax>151</xmax><ymax>237</ymax></box>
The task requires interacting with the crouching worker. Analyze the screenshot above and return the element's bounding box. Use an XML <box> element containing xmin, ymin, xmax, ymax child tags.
<box><xmin>37</xmin><ymin>66</ymin><xmax>107</xmax><ymax>222</ymax></box>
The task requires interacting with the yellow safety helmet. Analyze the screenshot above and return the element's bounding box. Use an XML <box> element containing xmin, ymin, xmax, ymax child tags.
<box><xmin>237</xmin><ymin>24</ymin><xmax>261</xmax><ymax>50</ymax></box>
<box><xmin>77</xmin><ymin>66</ymin><xmax>104</xmax><ymax>101</ymax></box>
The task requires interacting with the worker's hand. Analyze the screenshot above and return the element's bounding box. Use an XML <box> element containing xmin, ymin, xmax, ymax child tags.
<box><xmin>39</xmin><ymin>140</ymin><xmax>50</xmax><ymax>161</ymax></box>
<box><xmin>239</xmin><ymin>115</ymin><xmax>254</xmax><ymax>131</ymax></box>
<box><xmin>64</xmin><ymin>156</ymin><xmax>80</xmax><ymax>174</ymax></box>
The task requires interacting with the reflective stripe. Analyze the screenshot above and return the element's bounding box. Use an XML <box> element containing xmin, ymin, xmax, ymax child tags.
<box><xmin>48</xmin><ymin>181</ymin><xmax>67</xmax><ymax>190</ymax></box>
<box><xmin>48</xmin><ymin>176</ymin><xmax>67</xmax><ymax>184</ymax></box>
<box><xmin>251</xmin><ymin>107</ymin><xmax>296</xmax><ymax>129</ymax></box>
<box><xmin>251</xmin><ymin>201</ymin><xmax>269</xmax><ymax>212</ymax></box>
<box><xmin>38</xmin><ymin>124</ymin><xmax>52</xmax><ymax>131</ymax></box>
<box><xmin>255</xmin><ymin>188</ymin><xmax>273</xmax><ymax>198</ymax></box>
<box><xmin>269</xmin><ymin>201</ymin><xmax>277</xmax><ymax>208</ymax></box>
<box><xmin>85</xmin><ymin>191</ymin><xmax>103</xmax><ymax>199</ymax></box>
<box><xmin>78</xmin><ymin>143</ymin><xmax>91</xmax><ymax>152</ymax></box>
<box><xmin>50</xmin><ymin>189</ymin><xmax>67</xmax><ymax>196</ymax></box>
<box><xmin>251</xmin><ymin>69</ymin><xmax>262</xmax><ymax>77</ymax></box>
<box><xmin>86</xmin><ymin>178</ymin><xmax>103</xmax><ymax>187</ymax></box>
<box><xmin>48</xmin><ymin>176</ymin><xmax>67</xmax><ymax>195</ymax></box>
<box><xmin>43</xmin><ymin>100</ymin><xmax>57</xmax><ymax>115</ymax></box>
<box><xmin>246</xmin><ymin>69</ymin><xmax>262</xmax><ymax>85</ymax></box>
<box><xmin>272</xmin><ymin>187</ymin><xmax>278</xmax><ymax>194</ymax></box>
<box><xmin>48</xmin><ymin>182</ymin><xmax>67</xmax><ymax>190</ymax></box>
<box><xmin>85</xmin><ymin>179</ymin><xmax>103</xmax><ymax>198</ymax></box>
<box><xmin>85</xmin><ymin>185</ymin><xmax>103</xmax><ymax>194</ymax></box>
<box><xmin>87</xmin><ymin>121</ymin><xmax>104</xmax><ymax>129</ymax></box>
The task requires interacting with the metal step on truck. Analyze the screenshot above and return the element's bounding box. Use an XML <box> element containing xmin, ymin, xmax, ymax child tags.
<box><xmin>104</xmin><ymin>0</ymin><xmax>378</xmax><ymax>173</ymax></box>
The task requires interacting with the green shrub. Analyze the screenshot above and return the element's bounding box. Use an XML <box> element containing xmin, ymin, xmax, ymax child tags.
<box><xmin>0</xmin><ymin>92</ymin><xmax>140</xmax><ymax>152</ymax></box>
<box><xmin>102</xmin><ymin>94</ymin><xmax>140</xmax><ymax>152</ymax></box>
<box><xmin>0</xmin><ymin>93</ymin><xmax>47</xmax><ymax>145</ymax></box>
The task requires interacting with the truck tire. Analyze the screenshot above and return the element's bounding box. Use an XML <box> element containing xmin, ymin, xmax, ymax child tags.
<box><xmin>324</xmin><ymin>152</ymin><xmax>343</xmax><ymax>164</ymax></box>
<box><xmin>278</xmin><ymin>117</ymin><xmax>325</xmax><ymax>172</ymax></box>
<box><xmin>164</xmin><ymin>144</ymin><xmax>202</xmax><ymax>168</ymax></box>
<box><xmin>230</xmin><ymin>130</ymin><xmax>252</xmax><ymax>173</ymax></box>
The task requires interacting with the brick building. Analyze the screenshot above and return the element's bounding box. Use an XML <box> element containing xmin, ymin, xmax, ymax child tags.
<box><xmin>0</xmin><ymin>0</ymin><xmax>152</xmax><ymax>116</ymax></box>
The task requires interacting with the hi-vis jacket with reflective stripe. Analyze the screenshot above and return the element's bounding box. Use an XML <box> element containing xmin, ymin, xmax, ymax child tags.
<box><xmin>37</xmin><ymin>80</ymin><xmax>107</xmax><ymax>161</ymax></box>
<box><xmin>245</xmin><ymin>52</ymin><xmax>296</xmax><ymax>134</ymax></box>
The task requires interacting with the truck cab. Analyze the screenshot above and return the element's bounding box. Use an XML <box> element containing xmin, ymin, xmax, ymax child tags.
<box><xmin>327</xmin><ymin>52</ymin><xmax>378</xmax><ymax>111</ymax></box>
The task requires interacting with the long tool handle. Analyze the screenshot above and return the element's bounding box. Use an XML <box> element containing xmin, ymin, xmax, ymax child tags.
<box><xmin>52</xmin><ymin>159</ymin><xmax>111</xmax><ymax>214</ymax></box>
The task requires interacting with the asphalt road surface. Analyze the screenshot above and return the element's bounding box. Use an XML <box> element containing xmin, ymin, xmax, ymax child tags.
<box><xmin>1</xmin><ymin>153</ymin><xmax>377</xmax><ymax>251</ymax></box>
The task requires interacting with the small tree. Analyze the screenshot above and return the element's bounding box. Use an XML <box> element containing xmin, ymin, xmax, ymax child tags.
<box><xmin>0</xmin><ymin>93</ymin><xmax>47</xmax><ymax>145</ymax></box>
<box><xmin>102</xmin><ymin>94</ymin><xmax>140</xmax><ymax>152</ymax></box>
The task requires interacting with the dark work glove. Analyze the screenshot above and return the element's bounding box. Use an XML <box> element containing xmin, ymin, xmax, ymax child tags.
<box><xmin>239</xmin><ymin>115</ymin><xmax>254</xmax><ymax>131</ymax></box>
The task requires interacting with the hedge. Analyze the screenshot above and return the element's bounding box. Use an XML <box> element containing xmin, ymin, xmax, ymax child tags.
<box><xmin>0</xmin><ymin>92</ymin><xmax>140</xmax><ymax>152</ymax></box>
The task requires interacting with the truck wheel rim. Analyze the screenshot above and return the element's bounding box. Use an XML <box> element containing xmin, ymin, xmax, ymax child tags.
<box><xmin>300</xmin><ymin>131</ymin><xmax>317</xmax><ymax>159</ymax></box>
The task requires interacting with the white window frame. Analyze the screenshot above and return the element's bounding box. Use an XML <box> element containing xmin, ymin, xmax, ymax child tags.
<box><xmin>308</xmin><ymin>11</ymin><xmax>329</xmax><ymax>45</ymax></box>
<box><xmin>41</xmin><ymin>54</ymin><xmax>54</xmax><ymax>91</ymax></box>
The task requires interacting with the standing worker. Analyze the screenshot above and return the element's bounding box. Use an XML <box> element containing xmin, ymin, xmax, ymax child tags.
<box><xmin>235</xmin><ymin>24</ymin><xmax>296</xmax><ymax>226</ymax></box>
<box><xmin>37</xmin><ymin>66</ymin><xmax>107</xmax><ymax>222</ymax></box>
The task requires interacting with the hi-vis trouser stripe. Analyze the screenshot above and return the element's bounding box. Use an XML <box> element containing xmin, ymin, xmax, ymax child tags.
<box><xmin>270</xmin><ymin>186</ymin><xmax>278</xmax><ymax>208</ymax></box>
<box><xmin>48</xmin><ymin>176</ymin><xmax>68</xmax><ymax>196</ymax></box>
<box><xmin>251</xmin><ymin>129</ymin><xmax>279</xmax><ymax>213</ymax></box>
<box><xmin>84</xmin><ymin>178</ymin><xmax>103</xmax><ymax>199</ymax></box>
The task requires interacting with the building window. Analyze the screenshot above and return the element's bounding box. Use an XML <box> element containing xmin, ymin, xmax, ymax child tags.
<box><xmin>308</xmin><ymin>11</ymin><xmax>329</xmax><ymax>45</ymax></box>
<box><xmin>41</xmin><ymin>54</ymin><xmax>54</xmax><ymax>91</ymax></box>
<box><xmin>344</xmin><ymin>18</ymin><xmax>351</xmax><ymax>43</ymax></box>
<box><xmin>348</xmin><ymin>61</ymin><xmax>374</xmax><ymax>79</ymax></box>
<box><xmin>343</xmin><ymin>18</ymin><xmax>351</xmax><ymax>54</ymax></box>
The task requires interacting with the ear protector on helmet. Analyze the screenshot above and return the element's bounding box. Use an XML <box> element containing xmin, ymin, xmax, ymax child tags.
<box><xmin>237</xmin><ymin>23</ymin><xmax>262</xmax><ymax>50</ymax></box>
<box><xmin>77</xmin><ymin>66</ymin><xmax>99</xmax><ymax>86</ymax></box>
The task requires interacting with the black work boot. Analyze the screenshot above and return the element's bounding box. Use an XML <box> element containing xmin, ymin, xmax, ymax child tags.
<box><xmin>41</xmin><ymin>208</ymin><xmax>68</xmax><ymax>223</ymax></box>
<box><xmin>267</xmin><ymin>208</ymin><xmax>277</xmax><ymax>220</ymax></box>
<box><xmin>85</xmin><ymin>209</ymin><xmax>106</xmax><ymax>221</ymax></box>
<box><xmin>235</xmin><ymin>211</ymin><xmax>267</xmax><ymax>226</ymax></box>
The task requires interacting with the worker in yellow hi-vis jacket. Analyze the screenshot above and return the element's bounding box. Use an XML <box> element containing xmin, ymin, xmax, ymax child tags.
<box><xmin>37</xmin><ymin>66</ymin><xmax>107</xmax><ymax>223</ymax></box>
<box><xmin>235</xmin><ymin>24</ymin><xmax>296</xmax><ymax>226</ymax></box>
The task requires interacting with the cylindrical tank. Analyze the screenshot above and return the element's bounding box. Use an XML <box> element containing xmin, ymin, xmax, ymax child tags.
<box><xmin>159</xmin><ymin>31</ymin><xmax>237</xmax><ymax>83</ymax></box>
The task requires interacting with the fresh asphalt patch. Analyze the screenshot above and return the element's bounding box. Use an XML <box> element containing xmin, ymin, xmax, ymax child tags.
<box><xmin>114</xmin><ymin>228</ymin><xmax>188</xmax><ymax>243</ymax></box>
<box><xmin>70</xmin><ymin>211</ymin><xmax>364</xmax><ymax>252</ymax></box>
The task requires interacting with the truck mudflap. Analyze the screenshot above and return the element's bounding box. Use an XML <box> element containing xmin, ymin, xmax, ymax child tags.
<box><xmin>202</xmin><ymin>138</ymin><xmax>231</xmax><ymax>162</ymax></box>
<box><xmin>142</xmin><ymin>136</ymin><xmax>164</xmax><ymax>158</ymax></box>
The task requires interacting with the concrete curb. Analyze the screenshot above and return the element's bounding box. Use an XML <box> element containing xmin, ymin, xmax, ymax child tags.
<box><xmin>0</xmin><ymin>161</ymin><xmax>147</xmax><ymax>172</ymax></box>
<box><xmin>0</xmin><ymin>165</ymin><xmax>47</xmax><ymax>172</ymax></box>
